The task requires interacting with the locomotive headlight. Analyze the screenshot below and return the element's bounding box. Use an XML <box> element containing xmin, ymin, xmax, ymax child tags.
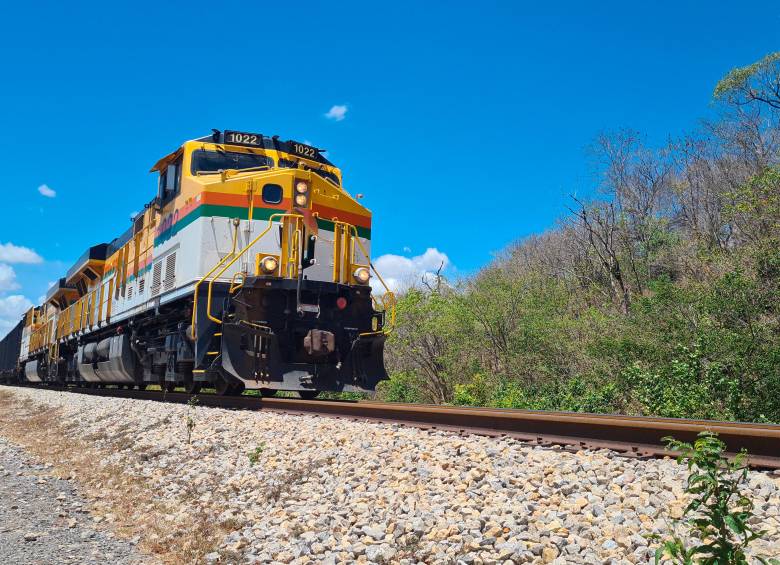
<box><xmin>295</xmin><ymin>194</ymin><xmax>309</xmax><ymax>207</ymax></box>
<box><xmin>353</xmin><ymin>267</ymin><xmax>370</xmax><ymax>284</ymax></box>
<box><xmin>259</xmin><ymin>256</ymin><xmax>278</xmax><ymax>274</ymax></box>
<box><xmin>295</xmin><ymin>181</ymin><xmax>309</xmax><ymax>194</ymax></box>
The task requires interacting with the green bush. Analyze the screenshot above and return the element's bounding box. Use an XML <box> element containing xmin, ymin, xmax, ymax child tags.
<box><xmin>654</xmin><ymin>432</ymin><xmax>778</xmax><ymax>565</ymax></box>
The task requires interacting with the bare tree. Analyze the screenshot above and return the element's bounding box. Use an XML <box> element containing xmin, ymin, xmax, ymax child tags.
<box><xmin>569</xmin><ymin>197</ymin><xmax>632</xmax><ymax>314</ymax></box>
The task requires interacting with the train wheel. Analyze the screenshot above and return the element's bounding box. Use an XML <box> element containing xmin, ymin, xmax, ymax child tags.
<box><xmin>298</xmin><ymin>390</ymin><xmax>320</xmax><ymax>400</ymax></box>
<box><xmin>136</xmin><ymin>383</ymin><xmax>147</xmax><ymax>391</ymax></box>
<box><xmin>184</xmin><ymin>375</ymin><xmax>201</xmax><ymax>395</ymax></box>
<box><xmin>229</xmin><ymin>381</ymin><xmax>245</xmax><ymax>396</ymax></box>
<box><xmin>161</xmin><ymin>380</ymin><xmax>176</xmax><ymax>393</ymax></box>
<box><xmin>260</xmin><ymin>388</ymin><xmax>278</xmax><ymax>397</ymax></box>
<box><xmin>214</xmin><ymin>375</ymin><xmax>231</xmax><ymax>396</ymax></box>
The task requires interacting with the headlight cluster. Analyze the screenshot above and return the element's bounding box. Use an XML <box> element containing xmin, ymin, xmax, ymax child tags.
<box><xmin>259</xmin><ymin>256</ymin><xmax>278</xmax><ymax>274</ymax></box>
<box><xmin>353</xmin><ymin>267</ymin><xmax>370</xmax><ymax>284</ymax></box>
<box><xmin>294</xmin><ymin>180</ymin><xmax>309</xmax><ymax>207</ymax></box>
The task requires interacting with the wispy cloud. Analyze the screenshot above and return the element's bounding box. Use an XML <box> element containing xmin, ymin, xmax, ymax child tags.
<box><xmin>38</xmin><ymin>184</ymin><xmax>56</xmax><ymax>198</ymax></box>
<box><xmin>0</xmin><ymin>264</ymin><xmax>20</xmax><ymax>292</ymax></box>
<box><xmin>324</xmin><ymin>104</ymin><xmax>348</xmax><ymax>121</ymax></box>
<box><xmin>374</xmin><ymin>248</ymin><xmax>451</xmax><ymax>293</ymax></box>
<box><xmin>0</xmin><ymin>242</ymin><xmax>43</xmax><ymax>264</ymax></box>
<box><xmin>0</xmin><ymin>294</ymin><xmax>33</xmax><ymax>337</ymax></box>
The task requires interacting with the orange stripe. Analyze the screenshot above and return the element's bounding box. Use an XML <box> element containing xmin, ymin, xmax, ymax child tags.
<box><xmin>201</xmin><ymin>191</ymin><xmax>289</xmax><ymax>210</ymax></box>
<box><xmin>312</xmin><ymin>203</ymin><xmax>371</xmax><ymax>229</ymax></box>
<box><xmin>200</xmin><ymin>191</ymin><xmax>371</xmax><ymax>229</ymax></box>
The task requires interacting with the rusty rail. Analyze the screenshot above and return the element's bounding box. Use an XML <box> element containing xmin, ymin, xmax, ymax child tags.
<box><xmin>33</xmin><ymin>386</ymin><xmax>780</xmax><ymax>469</ymax></box>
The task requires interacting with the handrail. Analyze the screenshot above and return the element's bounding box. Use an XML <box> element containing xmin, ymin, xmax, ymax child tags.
<box><xmin>229</xmin><ymin>271</ymin><xmax>245</xmax><ymax>294</ymax></box>
<box><xmin>190</xmin><ymin>218</ymin><xmax>241</xmax><ymax>340</ymax></box>
<box><xmin>192</xmin><ymin>211</ymin><xmax>394</xmax><ymax>344</ymax></box>
<box><xmin>205</xmin><ymin>213</ymin><xmax>303</xmax><ymax>326</ymax></box>
<box><xmin>347</xmin><ymin>225</ymin><xmax>396</xmax><ymax>334</ymax></box>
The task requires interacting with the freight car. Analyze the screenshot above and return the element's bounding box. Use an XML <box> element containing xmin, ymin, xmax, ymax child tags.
<box><xmin>8</xmin><ymin>130</ymin><xmax>395</xmax><ymax>397</ymax></box>
<box><xmin>0</xmin><ymin>318</ymin><xmax>23</xmax><ymax>384</ymax></box>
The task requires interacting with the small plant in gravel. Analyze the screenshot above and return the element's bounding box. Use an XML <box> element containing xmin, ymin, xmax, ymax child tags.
<box><xmin>654</xmin><ymin>431</ymin><xmax>779</xmax><ymax>565</ymax></box>
<box><xmin>185</xmin><ymin>396</ymin><xmax>199</xmax><ymax>444</ymax></box>
<box><xmin>247</xmin><ymin>443</ymin><xmax>266</xmax><ymax>466</ymax></box>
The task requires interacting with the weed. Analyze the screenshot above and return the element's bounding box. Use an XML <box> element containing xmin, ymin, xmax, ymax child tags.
<box><xmin>259</xmin><ymin>457</ymin><xmax>326</xmax><ymax>503</ymax></box>
<box><xmin>654</xmin><ymin>432</ymin><xmax>779</xmax><ymax>565</ymax></box>
<box><xmin>185</xmin><ymin>395</ymin><xmax>199</xmax><ymax>444</ymax></box>
<box><xmin>247</xmin><ymin>443</ymin><xmax>266</xmax><ymax>466</ymax></box>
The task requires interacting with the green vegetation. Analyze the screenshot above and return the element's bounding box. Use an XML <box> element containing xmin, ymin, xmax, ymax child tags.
<box><xmin>247</xmin><ymin>443</ymin><xmax>266</xmax><ymax>466</ymax></box>
<box><xmin>653</xmin><ymin>432</ymin><xmax>778</xmax><ymax>564</ymax></box>
<box><xmin>377</xmin><ymin>53</ymin><xmax>780</xmax><ymax>423</ymax></box>
<box><xmin>185</xmin><ymin>395</ymin><xmax>199</xmax><ymax>444</ymax></box>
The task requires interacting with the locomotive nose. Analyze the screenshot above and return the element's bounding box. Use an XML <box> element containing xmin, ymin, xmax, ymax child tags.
<box><xmin>218</xmin><ymin>277</ymin><xmax>387</xmax><ymax>391</ymax></box>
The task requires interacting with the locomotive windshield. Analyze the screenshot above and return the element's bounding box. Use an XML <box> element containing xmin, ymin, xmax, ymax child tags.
<box><xmin>278</xmin><ymin>158</ymin><xmax>340</xmax><ymax>187</ymax></box>
<box><xmin>191</xmin><ymin>149</ymin><xmax>273</xmax><ymax>174</ymax></box>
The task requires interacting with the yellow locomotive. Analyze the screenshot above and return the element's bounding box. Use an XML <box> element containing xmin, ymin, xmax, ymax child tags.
<box><xmin>7</xmin><ymin>130</ymin><xmax>394</xmax><ymax>396</ymax></box>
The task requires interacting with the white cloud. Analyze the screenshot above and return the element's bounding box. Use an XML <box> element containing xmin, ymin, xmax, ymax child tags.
<box><xmin>0</xmin><ymin>242</ymin><xmax>43</xmax><ymax>264</ymax></box>
<box><xmin>324</xmin><ymin>104</ymin><xmax>348</xmax><ymax>121</ymax></box>
<box><xmin>0</xmin><ymin>294</ymin><xmax>33</xmax><ymax>338</ymax></box>
<box><xmin>402</xmin><ymin>246</ymin><xmax>412</xmax><ymax>253</ymax></box>
<box><xmin>374</xmin><ymin>248</ymin><xmax>451</xmax><ymax>293</ymax></box>
<box><xmin>0</xmin><ymin>264</ymin><xmax>19</xmax><ymax>292</ymax></box>
<box><xmin>0</xmin><ymin>294</ymin><xmax>32</xmax><ymax>318</ymax></box>
<box><xmin>38</xmin><ymin>184</ymin><xmax>56</xmax><ymax>198</ymax></box>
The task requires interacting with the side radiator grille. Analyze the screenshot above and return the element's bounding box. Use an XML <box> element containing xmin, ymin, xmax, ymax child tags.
<box><xmin>151</xmin><ymin>261</ymin><xmax>163</xmax><ymax>297</ymax></box>
<box><xmin>163</xmin><ymin>252</ymin><xmax>177</xmax><ymax>292</ymax></box>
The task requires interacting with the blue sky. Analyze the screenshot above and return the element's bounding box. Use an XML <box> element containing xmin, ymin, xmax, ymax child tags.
<box><xmin>0</xmin><ymin>1</ymin><xmax>779</xmax><ymax>332</ymax></box>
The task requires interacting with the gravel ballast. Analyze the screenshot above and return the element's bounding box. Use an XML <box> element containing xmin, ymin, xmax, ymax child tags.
<box><xmin>0</xmin><ymin>385</ymin><xmax>778</xmax><ymax>564</ymax></box>
<box><xmin>0</xmin><ymin>436</ymin><xmax>152</xmax><ymax>565</ymax></box>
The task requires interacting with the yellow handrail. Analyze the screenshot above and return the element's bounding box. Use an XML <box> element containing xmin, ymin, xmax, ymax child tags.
<box><xmin>229</xmin><ymin>271</ymin><xmax>245</xmax><ymax>294</ymax></box>
<box><xmin>205</xmin><ymin>213</ymin><xmax>303</xmax><ymax>326</ymax></box>
<box><xmin>190</xmin><ymin>219</ymin><xmax>241</xmax><ymax>340</ymax></box>
<box><xmin>347</xmin><ymin>225</ymin><xmax>396</xmax><ymax>334</ymax></box>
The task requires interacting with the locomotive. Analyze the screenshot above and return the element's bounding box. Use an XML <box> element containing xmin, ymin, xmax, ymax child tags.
<box><xmin>0</xmin><ymin>130</ymin><xmax>395</xmax><ymax>397</ymax></box>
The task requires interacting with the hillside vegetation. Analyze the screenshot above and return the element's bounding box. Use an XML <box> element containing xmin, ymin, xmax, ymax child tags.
<box><xmin>378</xmin><ymin>53</ymin><xmax>780</xmax><ymax>423</ymax></box>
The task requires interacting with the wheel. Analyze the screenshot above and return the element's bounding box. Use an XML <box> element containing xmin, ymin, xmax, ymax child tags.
<box><xmin>214</xmin><ymin>375</ymin><xmax>231</xmax><ymax>396</ymax></box>
<box><xmin>259</xmin><ymin>388</ymin><xmax>278</xmax><ymax>397</ymax></box>
<box><xmin>136</xmin><ymin>383</ymin><xmax>148</xmax><ymax>391</ymax></box>
<box><xmin>298</xmin><ymin>390</ymin><xmax>320</xmax><ymax>400</ymax></box>
<box><xmin>229</xmin><ymin>381</ymin><xmax>245</xmax><ymax>396</ymax></box>
<box><xmin>184</xmin><ymin>375</ymin><xmax>201</xmax><ymax>395</ymax></box>
<box><xmin>161</xmin><ymin>380</ymin><xmax>176</xmax><ymax>393</ymax></box>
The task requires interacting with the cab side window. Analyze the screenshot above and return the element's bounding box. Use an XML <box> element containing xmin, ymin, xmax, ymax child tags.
<box><xmin>158</xmin><ymin>156</ymin><xmax>183</xmax><ymax>203</ymax></box>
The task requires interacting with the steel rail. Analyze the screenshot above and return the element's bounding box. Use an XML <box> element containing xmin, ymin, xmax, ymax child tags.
<box><xmin>37</xmin><ymin>386</ymin><xmax>780</xmax><ymax>470</ymax></box>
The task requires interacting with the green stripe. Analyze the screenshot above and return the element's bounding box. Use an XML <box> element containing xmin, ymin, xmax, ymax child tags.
<box><xmin>316</xmin><ymin>217</ymin><xmax>371</xmax><ymax>239</ymax></box>
<box><xmin>155</xmin><ymin>204</ymin><xmax>372</xmax><ymax>246</ymax></box>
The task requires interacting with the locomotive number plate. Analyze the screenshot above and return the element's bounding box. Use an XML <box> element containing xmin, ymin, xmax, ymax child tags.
<box><xmin>288</xmin><ymin>140</ymin><xmax>320</xmax><ymax>159</ymax></box>
<box><xmin>224</xmin><ymin>130</ymin><xmax>263</xmax><ymax>147</ymax></box>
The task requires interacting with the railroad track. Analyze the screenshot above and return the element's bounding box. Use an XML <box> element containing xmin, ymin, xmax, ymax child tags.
<box><xmin>25</xmin><ymin>385</ymin><xmax>777</xmax><ymax>470</ymax></box>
